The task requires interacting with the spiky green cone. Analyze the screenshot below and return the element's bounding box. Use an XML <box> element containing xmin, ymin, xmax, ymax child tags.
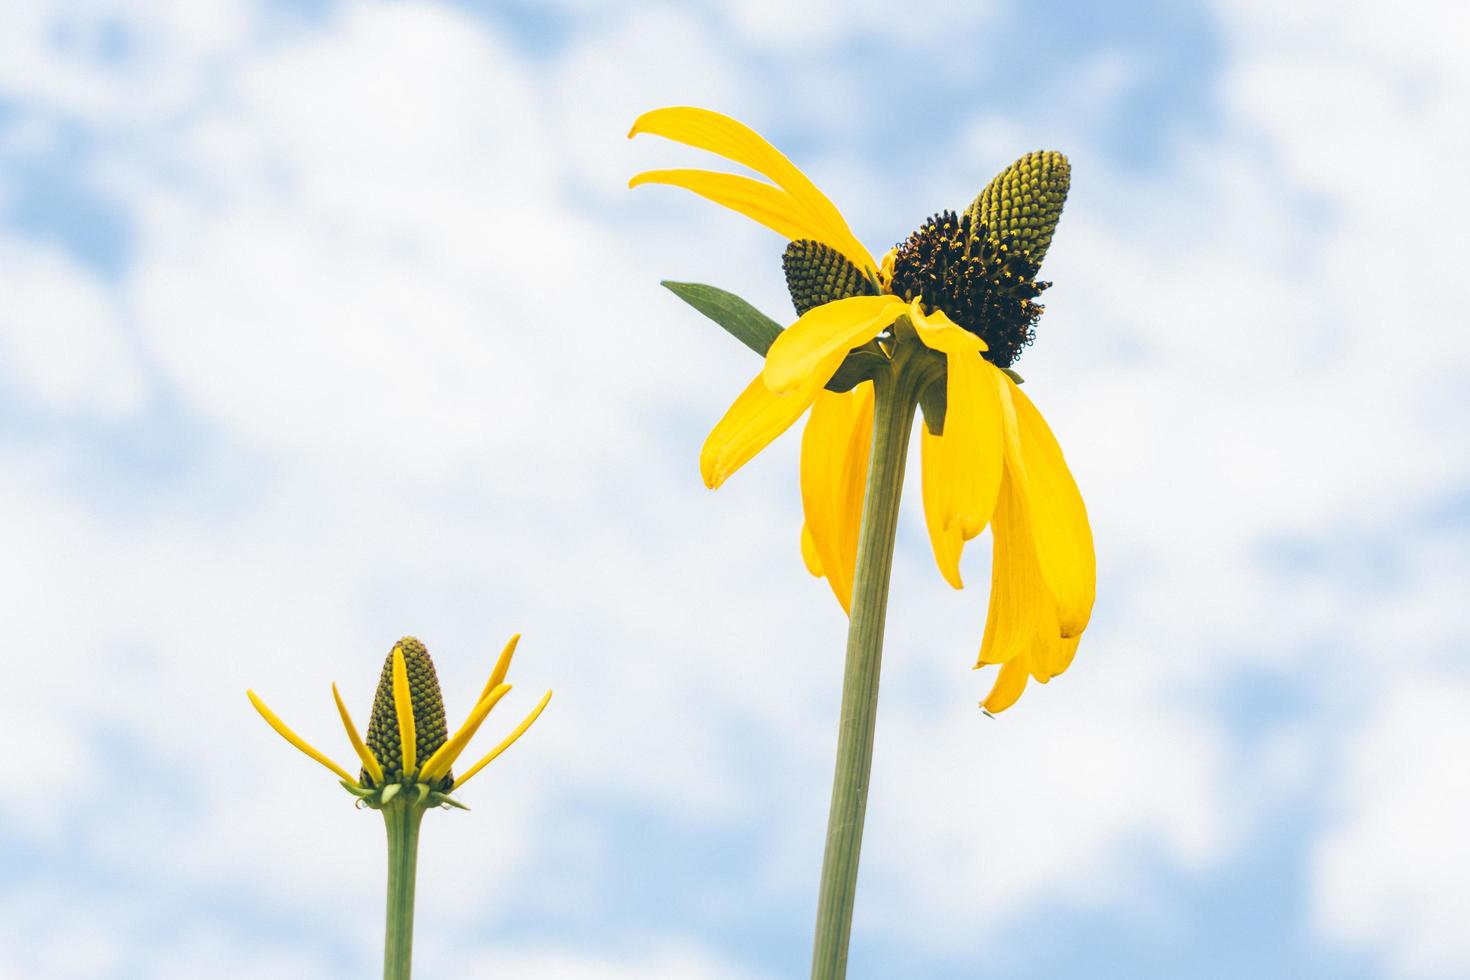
<box><xmin>967</xmin><ymin>151</ymin><xmax>1070</xmax><ymax>268</ymax></box>
<box><xmin>364</xmin><ymin>637</ymin><xmax>452</xmax><ymax>789</ymax></box>
<box><xmin>783</xmin><ymin>240</ymin><xmax>876</xmax><ymax>316</ymax></box>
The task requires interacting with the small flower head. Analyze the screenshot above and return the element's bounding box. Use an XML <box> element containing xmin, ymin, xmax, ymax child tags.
<box><xmin>248</xmin><ymin>634</ymin><xmax>552</xmax><ymax>810</ymax></box>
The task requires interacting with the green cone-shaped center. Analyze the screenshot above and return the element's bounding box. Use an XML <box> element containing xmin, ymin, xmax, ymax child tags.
<box><xmin>783</xmin><ymin>240</ymin><xmax>876</xmax><ymax>316</ymax></box>
<box><xmin>364</xmin><ymin>637</ymin><xmax>450</xmax><ymax>787</ymax></box>
<box><xmin>966</xmin><ymin>150</ymin><xmax>1070</xmax><ymax>269</ymax></box>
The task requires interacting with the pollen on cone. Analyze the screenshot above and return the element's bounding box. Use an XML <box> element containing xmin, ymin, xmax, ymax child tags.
<box><xmin>364</xmin><ymin>637</ymin><xmax>451</xmax><ymax>787</ymax></box>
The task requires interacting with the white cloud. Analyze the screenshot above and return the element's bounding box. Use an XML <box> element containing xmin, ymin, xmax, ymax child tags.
<box><xmin>1313</xmin><ymin>678</ymin><xmax>1470</xmax><ymax>978</ymax></box>
<box><xmin>0</xmin><ymin>240</ymin><xmax>146</xmax><ymax>416</ymax></box>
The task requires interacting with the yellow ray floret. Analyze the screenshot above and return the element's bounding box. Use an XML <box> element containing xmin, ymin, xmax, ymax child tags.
<box><xmin>332</xmin><ymin>682</ymin><xmax>383</xmax><ymax>786</ymax></box>
<box><xmin>480</xmin><ymin>633</ymin><xmax>521</xmax><ymax>705</ymax></box>
<box><xmin>920</xmin><ymin>422</ymin><xmax>966</xmax><ymax>589</ymax></box>
<box><xmin>628</xmin><ymin>106</ymin><xmax>876</xmax><ymax>275</ymax></box>
<box><xmin>248</xmin><ymin>689</ymin><xmax>357</xmax><ymax>785</ymax></box>
<box><xmin>700</xmin><ymin>346</ymin><xmax>847</xmax><ymax>489</ymax></box>
<box><xmin>800</xmin><ymin>386</ymin><xmax>873</xmax><ymax>613</ymax></box>
<box><xmin>420</xmin><ymin>683</ymin><xmax>513</xmax><ymax>783</ymax></box>
<box><xmin>451</xmin><ymin>689</ymin><xmax>554</xmax><ymax>791</ymax></box>
<box><xmin>761</xmin><ymin>295</ymin><xmax>908</xmax><ymax>394</ymax></box>
<box><xmin>391</xmin><ymin>646</ymin><xmax>417</xmax><ymax>777</ymax></box>
<box><xmin>1004</xmin><ymin>381</ymin><xmax>1096</xmax><ymax>637</ymax></box>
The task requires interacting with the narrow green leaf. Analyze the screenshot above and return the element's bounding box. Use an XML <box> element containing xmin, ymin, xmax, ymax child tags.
<box><xmin>662</xmin><ymin>281</ymin><xmax>783</xmax><ymax>357</ymax></box>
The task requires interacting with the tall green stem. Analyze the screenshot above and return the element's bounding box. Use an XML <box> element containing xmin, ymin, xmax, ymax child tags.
<box><xmin>383</xmin><ymin>800</ymin><xmax>425</xmax><ymax>980</ymax></box>
<box><xmin>810</xmin><ymin>356</ymin><xmax>926</xmax><ymax>980</ymax></box>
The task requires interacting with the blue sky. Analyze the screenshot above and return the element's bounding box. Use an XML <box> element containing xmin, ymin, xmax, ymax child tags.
<box><xmin>2</xmin><ymin>1</ymin><xmax>1468</xmax><ymax>978</ymax></box>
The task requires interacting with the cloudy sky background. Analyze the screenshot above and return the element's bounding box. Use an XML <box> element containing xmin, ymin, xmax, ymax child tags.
<box><xmin>2</xmin><ymin>0</ymin><xmax>1468</xmax><ymax>977</ymax></box>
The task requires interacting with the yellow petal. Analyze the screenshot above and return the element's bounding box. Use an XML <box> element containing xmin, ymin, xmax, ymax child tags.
<box><xmin>700</xmin><ymin>347</ymin><xmax>846</xmax><ymax>489</ymax></box>
<box><xmin>1033</xmin><ymin>633</ymin><xmax>1082</xmax><ymax>683</ymax></box>
<box><xmin>800</xmin><ymin>523</ymin><xmax>825</xmax><ymax>576</ymax></box>
<box><xmin>940</xmin><ymin>352</ymin><xmax>1004</xmax><ymax>539</ymax></box>
<box><xmin>451</xmin><ymin>689</ymin><xmax>553</xmax><ymax>791</ymax></box>
<box><xmin>980</xmin><ymin>658</ymin><xmax>1030</xmax><ymax>713</ymax></box>
<box><xmin>976</xmin><ymin>471</ymin><xmax>1054</xmax><ymax>666</ymax></box>
<box><xmin>629</xmin><ymin>169</ymin><xmax>837</xmax><ymax>252</ymax></box>
<box><xmin>909</xmin><ymin>298</ymin><xmax>987</xmax><ymax>354</ymax></box>
<box><xmin>800</xmin><ymin>384</ymin><xmax>874</xmax><ymax>613</ymax></box>
<box><xmin>420</xmin><ymin>683</ymin><xmax>513</xmax><ymax>782</ymax></box>
<box><xmin>762</xmin><ymin>295</ymin><xmax>907</xmax><ymax>395</ymax></box>
<box><xmin>628</xmin><ymin>106</ymin><xmax>875</xmax><ymax>273</ymax></box>
<box><xmin>331</xmin><ymin>683</ymin><xmax>383</xmax><ymax>786</ymax></box>
<box><xmin>1004</xmin><ymin>380</ymin><xmax>1096</xmax><ymax>637</ymax></box>
<box><xmin>392</xmin><ymin>645</ymin><xmax>417</xmax><ymax>777</ymax></box>
<box><xmin>480</xmin><ymin>634</ymin><xmax>521</xmax><ymax>706</ymax></box>
<box><xmin>248</xmin><ymin>689</ymin><xmax>357</xmax><ymax>785</ymax></box>
<box><xmin>920</xmin><ymin>422</ymin><xmax>965</xmax><ymax>589</ymax></box>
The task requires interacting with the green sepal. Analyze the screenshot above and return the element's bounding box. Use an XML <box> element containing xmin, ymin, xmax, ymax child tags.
<box><xmin>380</xmin><ymin>783</ymin><xmax>401</xmax><ymax>805</ymax></box>
<box><xmin>919</xmin><ymin>377</ymin><xmax>947</xmax><ymax>436</ymax></box>
<box><xmin>824</xmin><ymin>350</ymin><xmax>888</xmax><ymax>393</ymax></box>
<box><xmin>412</xmin><ymin>783</ymin><xmax>431</xmax><ymax>805</ymax></box>
<box><xmin>340</xmin><ymin>779</ymin><xmax>376</xmax><ymax>799</ymax></box>
<box><xmin>1002</xmin><ymin>368</ymin><xmax>1024</xmax><ymax>385</ymax></box>
<box><xmin>427</xmin><ymin>791</ymin><xmax>471</xmax><ymax>811</ymax></box>
<box><xmin>662</xmin><ymin>281</ymin><xmax>782</xmax><ymax>357</ymax></box>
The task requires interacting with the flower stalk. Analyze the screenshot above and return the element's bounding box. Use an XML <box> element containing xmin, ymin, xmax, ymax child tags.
<box><xmin>811</xmin><ymin>341</ymin><xmax>936</xmax><ymax>980</ymax></box>
<box><xmin>382</xmin><ymin>797</ymin><xmax>426</xmax><ymax>980</ymax></box>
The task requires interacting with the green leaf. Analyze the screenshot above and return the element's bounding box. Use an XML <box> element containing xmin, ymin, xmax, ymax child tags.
<box><xmin>1001</xmin><ymin>367</ymin><xmax>1024</xmax><ymax>385</ymax></box>
<box><xmin>662</xmin><ymin>281</ymin><xmax>783</xmax><ymax>357</ymax></box>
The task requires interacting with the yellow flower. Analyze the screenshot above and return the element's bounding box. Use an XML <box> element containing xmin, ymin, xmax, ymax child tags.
<box><xmin>630</xmin><ymin>107</ymin><xmax>1095</xmax><ymax>711</ymax></box>
<box><xmin>248</xmin><ymin>635</ymin><xmax>552</xmax><ymax>806</ymax></box>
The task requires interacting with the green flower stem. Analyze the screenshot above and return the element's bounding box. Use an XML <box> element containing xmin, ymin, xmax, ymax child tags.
<box><xmin>382</xmin><ymin>799</ymin><xmax>426</xmax><ymax>980</ymax></box>
<box><xmin>810</xmin><ymin>347</ymin><xmax>930</xmax><ymax>980</ymax></box>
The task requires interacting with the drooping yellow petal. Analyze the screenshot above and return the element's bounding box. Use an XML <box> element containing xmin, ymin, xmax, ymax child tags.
<box><xmin>479</xmin><ymin>634</ymin><xmax>521</xmax><ymax>706</ymax></box>
<box><xmin>1004</xmin><ymin>379</ymin><xmax>1096</xmax><ymax>637</ymax></box>
<box><xmin>248</xmin><ymin>690</ymin><xmax>357</xmax><ymax>785</ymax></box>
<box><xmin>800</xmin><ymin>523</ymin><xmax>825</xmax><ymax>576</ymax></box>
<box><xmin>940</xmin><ymin>351</ymin><xmax>1004</xmax><ymax>539</ymax></box>
<box><xmin>1033</xmin><ymin>633</ymin><xmax>1082</xmax><ymax>683</ymax></box>
<box><xmin>980</xmin><ymin>658</ymin><xmax>1030</xmax><ymax>714</ymax></box>
<box><xmin>629</xmin><ymin>170</ymin><xmax>838</xmax><ymax>253</ymax></box>
<box><xmin>700</xmin><ymin>347</ymin><xmax>846</xmax><ymax>489</ymax></box>
<box><xmin>920</xmin><ymin>422</ymin><xmax>965</xmax><ymax>589</ymax></box>
<box><xmin>451</xmin><ymin>689</ymin><xmax>553</xmax><ymax>791</ymax></box>
<box><xmin>628</xmin><ymin>106</ymin><xmax>875</xmax><ymax>273</ymax></box>
<box><xmin>976</xmin><ymin>471</ymin><xmax>1054</xmax><ymax>667</ymax></box>
<box><xmin>800</xmin><ymin>384</ymin><xmax>874</xmax><ymax>613</ymax></box>
<box><xmin>331</xmin><ymin>683</ymin><xmax>383</xmax><ymax>786</ymax></box>
<box><xmin>391</xmin><ymin>646</ymin><xmax>417</xmax><ymax>777</ymax></box>
<box><xmin>420</xmin><ymin>683</ymin><xmax>513</xmax><ymax>782</ymax></box>
<box><xmin>908</xmin><ymin>298</ymin><xmax>987</xmax><ymax>354</ymax></box>
<box><xmin>762</xmin><ymin>295</ymin><xmax>907</xmax><ymax>395</ymax></box>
